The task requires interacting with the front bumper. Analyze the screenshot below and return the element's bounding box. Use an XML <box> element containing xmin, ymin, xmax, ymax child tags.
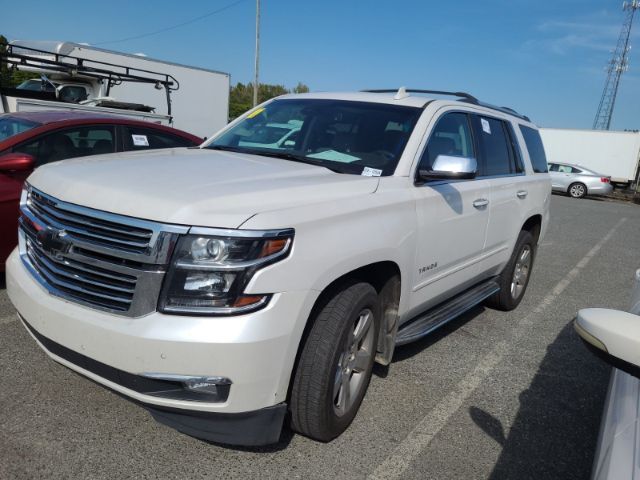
<box><xmin>6</xmin><ymin>249</ymin><xmax>316</xmax><ymax>445</ymax></box>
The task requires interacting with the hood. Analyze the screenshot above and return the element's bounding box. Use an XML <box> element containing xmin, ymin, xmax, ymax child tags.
<box><xmin>27</xmin><ymin>148</ymin><xmax>380</xmax><ymax>228</ymax></box>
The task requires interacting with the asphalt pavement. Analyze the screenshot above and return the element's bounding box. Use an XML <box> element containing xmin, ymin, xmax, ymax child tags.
<box><xmin>1</xmin><ymin>194</ymin><xmax>638</xmax><ymax>480</ymax></box>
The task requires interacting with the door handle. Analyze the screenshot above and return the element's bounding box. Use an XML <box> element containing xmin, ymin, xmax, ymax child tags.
<box><xmin>517</xmin><ymin>190</ymin><xmax>528</xmax><ymax>199</ymax></box>
<box><xmin>473</xmin><ymin>199</ymin><xmax>489</xmax><ymax>208</ymax></box>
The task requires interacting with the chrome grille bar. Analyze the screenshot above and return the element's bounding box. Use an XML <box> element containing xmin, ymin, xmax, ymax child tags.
<box><xmin>26</xmin><ymin>241</ymin><xmax>133</xmax><ymax>307</ymax></box>
<box><xmin>29</xmin><ymin>196</ymin><xmax>154</xmax><ymax>239</ymax></box>
<box><xmin>18</xmin><ymin>185</ymin><xmax>189</xmax><ymax>317</ymax></box>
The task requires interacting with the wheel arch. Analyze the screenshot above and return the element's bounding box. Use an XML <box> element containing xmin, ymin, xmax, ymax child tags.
<box><xmin>286</xmin><ymin>261</ymin><xmax>402</xmax><ymax>403</ymax></box>
<box><xmin>521</xmin><ymin>214</ymin><xmax>542</xmax><ymax>245</ymax></box>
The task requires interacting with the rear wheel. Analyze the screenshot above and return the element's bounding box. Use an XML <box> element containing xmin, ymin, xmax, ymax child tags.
<box><xmin>290</xmin><ymin>282</ymin><xmax>379</xmax><ymax>441</ymax></box>
<box><xmin>486</xmin><ymin>230</ymin><xmax>535</xmax><ymax>311</ymax></box>
<box><xmin>568</xmin><ymin>182</ymin><xmax>587</xmax><ymax>198</ymax></box>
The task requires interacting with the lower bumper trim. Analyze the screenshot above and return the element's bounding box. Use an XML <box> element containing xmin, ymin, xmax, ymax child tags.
<box><xmin>146</xmin><ymin>403</ymin><xmax>287</xmax><ymax>446</ymax></box>
<box><xmin>19</xmin><ymin>314</ymin><xmax>287</xmax><ymax>446</ymax></box>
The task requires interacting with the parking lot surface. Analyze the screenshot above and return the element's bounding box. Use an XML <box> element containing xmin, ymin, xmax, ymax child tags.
<box><xmin>1</xmin><ymin>194</ymin><xmax>638</xmax><ymax>480</ymax></box>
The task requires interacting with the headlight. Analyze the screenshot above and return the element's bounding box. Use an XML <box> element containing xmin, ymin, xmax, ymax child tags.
<box><xmin>158</xmin><ymin>228</ymin><xmax>294</xmax><ymax>315</ymax></box>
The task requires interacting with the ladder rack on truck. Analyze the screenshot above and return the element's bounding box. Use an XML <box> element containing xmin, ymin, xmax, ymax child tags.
<box><xmin>1</xmin><ymin>41</ymin><xmax>230</xmax><ymax>137</ymax></box>
<box><xmin>2</xmin><ymin>43</ymin><xmax>178</xmax><ymax>117</ymax></box>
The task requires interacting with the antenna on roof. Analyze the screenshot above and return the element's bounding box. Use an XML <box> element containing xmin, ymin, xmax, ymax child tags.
<box><xmin>394</xmin><ymin>86</ymin><xmax>409</xmax><ymax>100</ymax></box>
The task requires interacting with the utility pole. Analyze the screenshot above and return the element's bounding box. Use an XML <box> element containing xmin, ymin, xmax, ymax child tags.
<box><xmin>253</xmin><ymin>0</ymin><xmax>260</xmax><ymax>107</ymax></box>
<box><xmin>593</xmin><ymin>0</ymin><xmax>639</xmax><ymax>130</ymax></box>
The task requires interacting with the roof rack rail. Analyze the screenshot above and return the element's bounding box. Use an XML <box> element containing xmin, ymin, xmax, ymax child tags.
<box><xmin>362</xmin><ymin>88</ymin><xmax>478</xmax><ymax>103</ymax></box>
<box><xmin>361</xmin><ymin>88</ymin><xmax>530</xmax><ymax>122</ymax></box>
<box><xmin>458</xmin><ymin>99</ymin><xmax>531</xmax><ymax>122</ymax></box>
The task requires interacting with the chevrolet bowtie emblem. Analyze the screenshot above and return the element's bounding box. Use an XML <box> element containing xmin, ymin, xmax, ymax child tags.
<box><xmin>37</xmin><ymin>228</ymin><xmax>71</xmax><ymax>255</ymax></box>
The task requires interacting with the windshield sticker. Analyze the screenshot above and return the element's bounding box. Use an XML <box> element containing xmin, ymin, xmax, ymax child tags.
<box><xmin>132</xmin><ymin>134</ymin><xmax>149</xmax><ymax>146</ymax></box>
<box><xmin>362</xmin><ymin>166</ymin><xmax>383</xmax><ymax>177</ymax></box>
<box><xmin>247</xmin><ymin>107</ymin><xmax>265</xmax><ymax>119</ymax></box>
<box><xmin>307</xmin><ymin>150</ymin><xmax>361</xmax><ymax>163</ymax></box>
<box><xmin>481</xmin><ymin>118</ymin><xmax>491</xmax><ymax>134</ymax></box>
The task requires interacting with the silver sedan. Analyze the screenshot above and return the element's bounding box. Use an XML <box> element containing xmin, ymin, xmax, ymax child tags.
<box><xmin>548</xmin><ymin>162</ymin><xmax>613</xmax><ymax>198</ymax></box>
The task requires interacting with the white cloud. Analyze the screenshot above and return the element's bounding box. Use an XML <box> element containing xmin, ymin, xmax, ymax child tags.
<box><xmin>525</xmin><ymin>10</ymin><xmax>640</xmax><ymax>56</ymax></box>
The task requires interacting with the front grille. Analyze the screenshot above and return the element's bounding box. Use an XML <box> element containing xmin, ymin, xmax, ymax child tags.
<box><xmin>28</xmin><ymin>189</ymin><xmax>154</xmax><ymax>254</ymax></box>
<box><xmin>19</xmin><ymin>186</ymin><xmax>189</xmax><ymax>316</ymax></box>
<box><xmin>24</xmin><ymin>236</ymin><xmax>136</xmax><ymax>312</ymax></box>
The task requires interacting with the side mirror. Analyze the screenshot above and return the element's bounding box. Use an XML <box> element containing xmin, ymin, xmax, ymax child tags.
<box><xmin>418</xmin><ymin>155</ymin><xmax>477</xmax><ymax>181</ymax></box>
<box><xmin>0</xmin><ymin>153</ymin><xmax>35</xmax><ymax>173</ymax></box>
<box><xmin>575</xmin><ymin>308</ymin><xmax>640</xmax><ymax>378</ymax></box>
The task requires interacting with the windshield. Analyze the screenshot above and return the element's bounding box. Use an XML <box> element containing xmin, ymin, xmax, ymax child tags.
<box><xmin>17</xmin><ymin>79</ymin><xmax>56</xmax><ymax>93</ymax></box>
<box><xmin>207</xmin><ymin>99</ymin><xmax>422</xmax><ymax>176</ymax></box>
<box><xmin>0</xmin><ymin>116</ymin><xmax>40</xmax><ymax>141</ymax></box>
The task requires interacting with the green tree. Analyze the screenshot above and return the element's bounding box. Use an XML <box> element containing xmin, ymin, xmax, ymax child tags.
<box><xmin>292</xmin><ymin>82</ymin><xmax>309</xmax><ymax>94</ymax></box>
<box><xmin>228</xmin><ymin>81</ymin><xmax>310</xmax><ymax>120</ymax></box>
<box><xmin>0</xmin><ymin>34</ymin><xmax>39</xmax><ymax>88</ymax></box>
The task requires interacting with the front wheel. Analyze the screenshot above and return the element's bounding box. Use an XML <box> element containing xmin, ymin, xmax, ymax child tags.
<box><xmin>290</xmin><ymin>282</ymin><xmax>379</xmax><ymax>441</ymax></box>
<box><xmin>486</xmin><ymin>230</ymin><xmax>535</xmax><ymax>311</ymax></box>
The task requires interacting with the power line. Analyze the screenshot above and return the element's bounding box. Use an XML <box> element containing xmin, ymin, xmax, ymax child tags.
<box><xmin>93</xmin><ymin>0</ymin><xmax>248</xmax><ymax>46</ymax></box>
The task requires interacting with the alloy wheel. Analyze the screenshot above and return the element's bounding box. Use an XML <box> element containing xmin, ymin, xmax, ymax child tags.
<box><xmin>333</xmin><ymin>308</ymin><xmax>375</xmax><ymax>417</ymax></box>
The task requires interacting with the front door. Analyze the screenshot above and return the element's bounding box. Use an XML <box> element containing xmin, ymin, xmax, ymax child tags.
<box><xmin>409</xmin><ymin>111</ymin><xmax>491</xmax><ymax>317</ymax></box>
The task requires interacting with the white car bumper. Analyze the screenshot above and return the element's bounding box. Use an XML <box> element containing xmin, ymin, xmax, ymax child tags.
<box><xmin>6</xmin><ymin>249</ymin><xmax>316</xmax><ymax>445</ymax></box>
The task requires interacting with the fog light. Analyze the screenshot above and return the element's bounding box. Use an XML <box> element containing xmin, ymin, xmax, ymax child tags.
<box><xmin>183</xmin><ymin>377</ymin><xmax>230</xmax><ymax>395</ymax></box>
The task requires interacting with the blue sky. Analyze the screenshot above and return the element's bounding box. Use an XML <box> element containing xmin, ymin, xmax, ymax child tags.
<box><xmin>2</xmin><ymin>0</ymin><xmax>639</xmax><ymax>130</ymax></box>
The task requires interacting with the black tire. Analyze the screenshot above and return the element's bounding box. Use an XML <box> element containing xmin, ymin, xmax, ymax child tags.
<box><xmin>568</xmin><ymin>182</ymin><xmax>587</xmax><ymax>198</ymax></box>
<box><xmin>290</xmin><ymin>282</ymin><xmax>380</xmax><ymax>441</ymax></box>
<box><xmin>485</xmin><ymin>230</ymin><xmax>535</xmax><ymax>311</ymax></box>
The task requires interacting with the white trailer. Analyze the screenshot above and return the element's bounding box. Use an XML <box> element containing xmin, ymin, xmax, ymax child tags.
<box><xmin>1</xmin><ymin>41</ymin><xmax>230</xmax><ymax>138</ymax></box>
<box><xmin>540</xmin><ymin>128</ymin><xmax>640</xmax><ymax>187</ymax></box>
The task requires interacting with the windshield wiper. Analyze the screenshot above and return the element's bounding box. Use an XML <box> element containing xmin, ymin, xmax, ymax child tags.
<box><xmin>257</xmin><ymin>151</ymin><xmax>346</xmax><ymax>173</ymax></box>
<box><xmin>206</xmin><ymin>145</ymin><xmax>246</xmax><ymax>153</ymax></box>
<box><xmin>207</xmin><ymin>145</ymin><xmax>343</xmax><ymax>173</ymax></box>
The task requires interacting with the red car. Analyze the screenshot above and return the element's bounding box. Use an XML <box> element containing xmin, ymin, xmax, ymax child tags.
<box><xmin>0</xmin><ymin>111</ymin><xmax>202</xmax><ymax>270</ymax></box>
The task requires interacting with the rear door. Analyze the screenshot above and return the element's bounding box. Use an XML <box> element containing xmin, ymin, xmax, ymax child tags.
<box><xmin>550</xmin><ymin>163</ymin><xmax>576</xmax><ymax>191</ymax></box>
<box><xmin>548</xmin><ymin>163</ymin><xmax>563</xmax><ymax>189</ymax></box>
<box><xmin>472</xmin><ymin>114</ymin><xmax>529</xmax><ymax>276</ymax></box>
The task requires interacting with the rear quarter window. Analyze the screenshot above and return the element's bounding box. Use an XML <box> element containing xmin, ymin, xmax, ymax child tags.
<box><xmin>123</xmin><ymin>126</ymin><xmax>195</xmax><ymax>151</ymax></box>
<box><xmin>519</xmin><ymin>125</ymin><xmax>548</xmax><ymax>173</ymax></box>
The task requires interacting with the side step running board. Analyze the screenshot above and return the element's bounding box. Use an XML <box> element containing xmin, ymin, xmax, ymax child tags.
<box><xmin>395</xmin><ymin>279</ymin><xmax>500</xmax><ymax>346</ymax></box>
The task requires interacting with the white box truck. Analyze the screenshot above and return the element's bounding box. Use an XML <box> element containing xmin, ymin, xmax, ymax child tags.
<box><xmin>539</xmin><ymin>128</ymin><xmax>640</xmax><ymax>188</ymax></box>
<box><xmin>1</xmin><ymin>41</ymin><xmax>230</xmax><ymax>138</ymax></box>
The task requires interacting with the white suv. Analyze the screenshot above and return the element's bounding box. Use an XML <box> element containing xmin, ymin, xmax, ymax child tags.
<box><xmin>7</xmin><ymin>89</ymin><xmax>551</xmax><ymax>446</ymax></box>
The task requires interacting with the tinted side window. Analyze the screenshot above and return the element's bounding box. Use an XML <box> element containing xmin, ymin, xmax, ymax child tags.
<box><xmin>505</xmin><ymin>122</ymin><xmax>525</xmax><ymax>173</ymax></box>
<box><xmin>548</xmin><ymin>164</ymin><xmax>559</xmax><ymax>172</ymax></box>
<box><xmin>557</xmin><ymin>165</ymin><xmax>573</xmax><ymax>173</ymax></box>
<box><xmin>418</xmin><ymin>112</ymin><xmax>475</xmax><ymax>172</ymax></box>
<box><xmin>13</xmin><ymin>126</ymin><xmax>115</xmax><ymax>166</ymax></box>
<box><xmin>123</xmin><ymin>126</ymin><xmax>194</xmax><ymax>151</ymax></box>
<box><xmin>13</xmin><ymin>137</ymin><xmax>40</xmax><ymax>158</ymax></box>
<box><xmin>519</xmin><ymin>125</ymin><xmax>548</xmax><ymax>173</ymax></box>
<box><xmin>476</xmin><ymin>116</ymin><xmax>512</xmax><ymax>176</ymax></box>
